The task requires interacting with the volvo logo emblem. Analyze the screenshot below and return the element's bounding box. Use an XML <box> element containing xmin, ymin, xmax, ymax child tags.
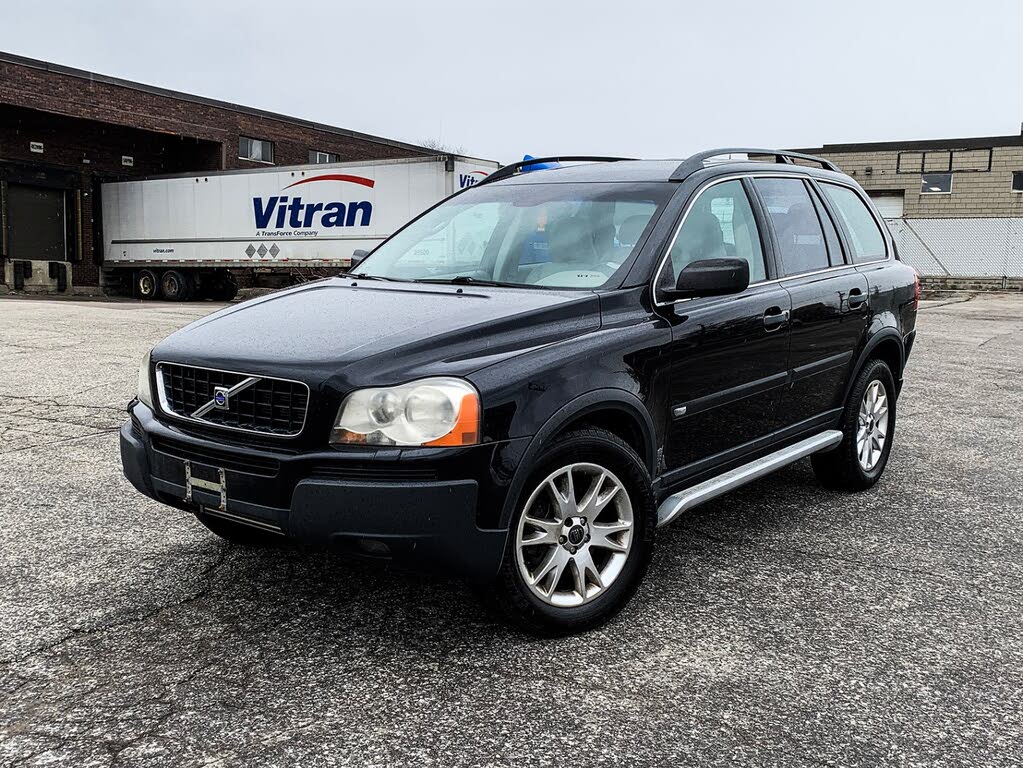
<box><xmin>191</xmin><ymin>377</ymin><xmax>258</xmax><ymax>420</ymax></box>
<box><xmin>213</xmin><ymin>387</ymin><xmax>230</xmax><ymax>410</ymax></box>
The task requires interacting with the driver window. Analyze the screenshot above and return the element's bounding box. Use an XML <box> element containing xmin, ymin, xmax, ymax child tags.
<box><xmin>662</xmin><ymin>180</ymin><xmax>766</xmax><ymax>291</ymax></box>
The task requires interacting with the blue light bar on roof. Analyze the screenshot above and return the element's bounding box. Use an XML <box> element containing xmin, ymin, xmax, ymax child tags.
<box><xmin>520</xmin><ymin>155</ymin><xmax>563</xmax><ymax>173</ymax></box>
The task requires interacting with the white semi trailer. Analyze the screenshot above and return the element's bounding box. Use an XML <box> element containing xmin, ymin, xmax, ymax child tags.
<box><xmin>100</xmin><ymin>154</ymin><xmax>498</xmax><ymax>300</ymax></box>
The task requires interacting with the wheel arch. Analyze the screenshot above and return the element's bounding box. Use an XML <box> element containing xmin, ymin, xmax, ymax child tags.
<box><xmin>845</xmin><ymin>329</ymin><xmax>904</xmax><ymax>404</ymax></box>
<box><xmin>497</xmin><ymin>389</ymin><xmax>656</xmax><ymax>530</ymax></box>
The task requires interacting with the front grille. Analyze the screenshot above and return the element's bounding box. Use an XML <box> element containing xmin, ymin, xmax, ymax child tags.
<box><xmin>156</xmin><ymin>363</ymin><xmax>309</xmax><ymax>437</ymax></box>
<box><xmin>151</xmin><ymin>435</ymin><xmax>280</xmax><ymax>478</ymax></box>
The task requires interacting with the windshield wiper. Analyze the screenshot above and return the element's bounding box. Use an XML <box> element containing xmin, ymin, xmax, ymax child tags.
<box><xmin>412</xmin><ymin>276</ymin><xmax>504</xmax><ymax>287</ymax></box>
<box><xmin>344</xmin><ymin>272</ymin><xmax>403</xmax><ymax>282</ymax></box>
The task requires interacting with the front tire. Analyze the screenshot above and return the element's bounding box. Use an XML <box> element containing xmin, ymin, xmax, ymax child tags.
<box><xmin>493</xmin><ymin>428</ymin><xmax>655</xmax><ymax>635</ymax></box>
<box><xmin>812</xmin><ymin>358</ymin><xmax>896</xmax><ymax>491</ymax></box>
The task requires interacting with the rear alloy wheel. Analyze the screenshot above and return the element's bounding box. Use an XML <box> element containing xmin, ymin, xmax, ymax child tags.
<box><xmin>811</xmin><ymin>358</ymin><xmax>897</xmax><ymax>491</ymax></box>
<box><xmin>856</xmin><ymin>380</ymin><xmax>890</xmax><ymax>472</ymax></box>
<box><xmin>160</xmin><ymin>269</ymin><xmax>192</xmax><ymax>302</ymax></box>
<box><xmin>493</xmin><ymin>428</ymin><xmax>655</xmax><ymax>635</ymax></box>
<box><xmin>137</xmin><ymin>269</ymin><xmax>159</xmax><ymax>300</ymax></box>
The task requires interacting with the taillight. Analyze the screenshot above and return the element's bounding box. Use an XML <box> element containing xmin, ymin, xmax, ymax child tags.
<box><xmin>913</xmin><ymin>269</ymin><xmax>920</xmax><ymax>310</ymax></box>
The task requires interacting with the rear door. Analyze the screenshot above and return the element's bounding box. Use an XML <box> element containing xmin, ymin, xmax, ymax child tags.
<box><xmin>660</xmin><ymin>178</ymin><xmax>792</xmax><ymax>475</ymax></box>
<box><xmin>751</xmin><ymin>176</ymin><xmax>869</xmax><ymax>426</ymax></box>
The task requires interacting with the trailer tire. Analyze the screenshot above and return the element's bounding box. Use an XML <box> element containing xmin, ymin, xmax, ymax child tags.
<box><xmin>137</xmin><ymin>269</ymin><xmax>160</xmax><ymax>300</ymax></box>
<box><xmin>161</xmin><ymin>270</ymin><xmax>192</xmax><ymax>302</ymax></box>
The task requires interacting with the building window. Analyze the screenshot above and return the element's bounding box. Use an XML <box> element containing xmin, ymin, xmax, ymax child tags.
<box><xmin>920</xmin><ymin>173</ymin><xmax>952</xmax><ymax>194</ymax></box>
<box><xmin>309</xmin><ymin>150</ymin><xmax>340</xmax><ymax>164</ymax></box>
<box><xmin>1012</xmin><ymin>172</ymin><xmax>1023</xmax><ymax>193</ymax></box>
<box><xmin>239</xmin><ymin>136</ymin><xmax>274</xmax><ymax>163</ymax></box>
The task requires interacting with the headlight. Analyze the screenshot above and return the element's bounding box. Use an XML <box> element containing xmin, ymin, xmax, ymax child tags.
<box><xmin>137</xmin><ymin>349</ymin><xmax>155</xmax><ymax>408</ymax></box>
<box><xmin>331</xmin><ymin>377</ymin><xmax>480</xmax><ymax>447</ymax></box>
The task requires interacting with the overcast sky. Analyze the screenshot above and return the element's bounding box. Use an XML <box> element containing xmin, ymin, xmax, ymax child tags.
<box><xmin>2</xmin><ymin>0</ymin><xmax>1020</xmax><ymax>163</ymax></box>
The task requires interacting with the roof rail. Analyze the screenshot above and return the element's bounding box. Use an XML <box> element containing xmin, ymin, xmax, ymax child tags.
<box><xmin>670</xmin><ymin>148</ymin><xmax>839</xmax><ymax>181</ymax></box>
<box><xmin>478</xmin><ymin>156</ymin><xmax>637</xmax><ymax>186</ymax></box>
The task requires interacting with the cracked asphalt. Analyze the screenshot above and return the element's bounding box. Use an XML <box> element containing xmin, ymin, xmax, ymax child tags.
<box><xmin>1</xmin><ymin>293</ymin><xmax>1022</xmax><ymax>767</ymax></box>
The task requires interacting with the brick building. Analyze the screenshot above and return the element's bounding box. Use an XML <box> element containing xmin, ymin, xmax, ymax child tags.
<box><xmin>0</xmin><ymin>51</ymin><xmax>435</xmax><ymax>293</ymax></box>
<box><xmin>798</xmin><ymin>134</ymin><xmax>1023</xmax><ymax>280</ymax></box>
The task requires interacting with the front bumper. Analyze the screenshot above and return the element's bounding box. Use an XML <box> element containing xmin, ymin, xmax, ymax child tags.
<box><xmin>121</xmin><ymin>402</ymin><xmax>527</xmax><ymax>580</ymax></box>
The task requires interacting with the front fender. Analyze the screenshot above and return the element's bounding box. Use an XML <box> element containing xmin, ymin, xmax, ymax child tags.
<box><xmin>492</xmin><ymin>389</ymin><xmax>656</xmax><ymax>530</ymax></box>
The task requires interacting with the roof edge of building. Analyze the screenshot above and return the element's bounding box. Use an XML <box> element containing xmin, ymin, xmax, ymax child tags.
<box><xmin>0</xmin><ymin>50</ymin><xmax>441</xmax><ymax>157</ymax></box>
<box><xmin>794</xmin><ymin>134</ymin><xmax>1023</xmax><ymax>154</ymax></box>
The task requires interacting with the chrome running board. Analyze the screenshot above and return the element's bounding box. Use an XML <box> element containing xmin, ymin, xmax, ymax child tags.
<box><xmin>656</xmin><ymin>430</ymin><xmax>843</xmax><ymax>528</ymax></box>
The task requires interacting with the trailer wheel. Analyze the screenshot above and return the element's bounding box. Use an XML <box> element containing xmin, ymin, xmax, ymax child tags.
<box><xmin>137</xmin><ymin>269</ymin><xmax>160</xmax><ymax>300</ymax></box>
<box><xmin>160</xmin><ymin>270</ymin><xmax>192</xmax><ymax>302</ymax></box>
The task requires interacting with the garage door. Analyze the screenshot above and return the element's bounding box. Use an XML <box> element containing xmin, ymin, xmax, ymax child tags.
<box><xmin>868</xmin><ymin>192</ymin><xmax>905</xmax><ymax>219</ymax></box>
<box><xmin>7</xmin><ymin>184</ymin><xmax>66</xmax><ymax>261</ymax></box>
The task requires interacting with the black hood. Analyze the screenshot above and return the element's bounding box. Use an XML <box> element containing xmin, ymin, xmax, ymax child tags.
<box><xmin>153</xmin><ymin>279</ymin><xmax>600</xmax><ymax>390</ymax></box>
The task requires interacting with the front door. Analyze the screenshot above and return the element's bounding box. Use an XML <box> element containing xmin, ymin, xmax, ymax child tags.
<box><xmin>658</xmin><ymin>178</ymin><xmax>792</xmax><ymax>475</ymax></box>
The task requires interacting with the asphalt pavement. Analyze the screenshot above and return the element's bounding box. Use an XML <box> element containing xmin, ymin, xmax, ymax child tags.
<box><xmin>1</xmin><ymin>293</ymin><xmax>1021</xmax><ymax>767</ymax></box>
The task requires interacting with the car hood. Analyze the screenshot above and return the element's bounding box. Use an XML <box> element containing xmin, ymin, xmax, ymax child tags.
<box><xmin>153</xmin><ymin>279</ymin><xmax>601</xmax><ymax>389</ymax></box>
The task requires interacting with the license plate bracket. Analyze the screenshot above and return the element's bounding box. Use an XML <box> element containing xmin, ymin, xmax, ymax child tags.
<box><xmin>184</xmin><ymin>459</ymin><xmax>227</xmax><ymax>511</ymax></box>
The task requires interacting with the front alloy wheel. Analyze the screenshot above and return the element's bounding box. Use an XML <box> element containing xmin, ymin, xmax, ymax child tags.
<box><xmin>493</xmin><ymin>427</ymin><xmax>655</xmax><ymax>635</ymax></box>
<box><xmin>514</xmin><ymin>463</ymin><xmax>634</xmax><ymax>608</ymax></box>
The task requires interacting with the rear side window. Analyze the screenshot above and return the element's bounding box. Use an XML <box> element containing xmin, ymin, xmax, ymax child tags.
<box><xmin>820</xmin><ymin>183</ymin><xmax>887</xmax><ymax>263</ymax></box>
<box><xmin>809</xmin><ymin>187</ymin><xmax>845</xmax><ymax>267</ymax></box>
<box><xmin>753</xmin><ymin>178</ymin><xmax>829</xmax><ymax>275</ymax></box>
<box><xmin>661</xmin><ymin>180</ymin><xmax>767</xmax><ymax>293</ymax></box>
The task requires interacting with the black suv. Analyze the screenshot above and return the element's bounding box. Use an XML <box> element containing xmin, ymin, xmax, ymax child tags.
<box><xmin>121</xmin><ymin>149</ymin><xmax>918</xmax><ymax>634</ymax></box>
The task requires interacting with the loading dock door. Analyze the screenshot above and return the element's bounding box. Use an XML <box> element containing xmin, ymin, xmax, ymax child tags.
<box><xmin>868</xmin><ymin>192</ymin><xmax>905</xmax><ymax>219</ymax></box>
<box><xmin>7</xmin><ymin>184</ymin><xmax>66</xmax><ymax>261</ymax></box>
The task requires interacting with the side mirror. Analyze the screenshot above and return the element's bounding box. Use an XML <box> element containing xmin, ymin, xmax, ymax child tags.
<box><xmin>663</xmin><ymin>258</ymin><xmax>750</xmax><ymax>301</ymax></box>
<box><xmin>349</xmin><ymin>249</ymin><xmax>369</xmax><ymax>271</ymax></box>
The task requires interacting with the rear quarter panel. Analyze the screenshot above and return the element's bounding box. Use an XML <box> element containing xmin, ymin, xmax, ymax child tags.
<box><xmin>857</xmin><ymin>259</ymin><xmax>918</xmax><ymax>342</ymax></box>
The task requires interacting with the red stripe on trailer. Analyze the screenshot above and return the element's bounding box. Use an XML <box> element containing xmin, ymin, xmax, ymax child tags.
<box><xmin>283</xmin><ymin>174</ymin><xmax>376</xmax><ymax>190</ymax></box>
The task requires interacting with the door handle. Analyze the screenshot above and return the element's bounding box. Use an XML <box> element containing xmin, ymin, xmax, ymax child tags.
<box><xmin>763</xmin><ymin>307</ymin><xmax>790</xmax><ymax>330</ymax></box>
<box><xmin>848</xmin><ymin>288</ymin><xmax>867</xmax><ymax>309</ymax></box>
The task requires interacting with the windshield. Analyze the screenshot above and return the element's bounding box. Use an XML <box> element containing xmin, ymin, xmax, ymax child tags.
<box><xmin>354</xmin><ymin>182</ymin><xmax>673</xmax><ymax>289</ymax></box>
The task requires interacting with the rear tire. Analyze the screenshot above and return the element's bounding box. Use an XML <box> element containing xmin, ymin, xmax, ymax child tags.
<box><xmin>136</xmin><ymin>269</ymin><xmax>159</xmax><ymax>300</ymax></box>
<box><xmin>492</xmin><ymin>427</ymin><xmax>655</xmax><ymax>635</ymax></box>
<box><xmin>195</xmin><ymin>511</ymin><xmax>283</xmax><ymax>547</ymax></box>
<box><xmin>812</xmin><ymin>359</ymin><xmax>896</xmax><ymax>491</ymax></box>
<box><xmin>160</xmin><ymin>269</ymin><xmax>192</xmax><ymax>302</ymax></box>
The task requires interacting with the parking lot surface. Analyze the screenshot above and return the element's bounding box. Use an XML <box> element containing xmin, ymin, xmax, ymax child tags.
<box><xmin>1</xmin><ymin>293</ymin><xmax>1021</xmax><ymax>767</ymax></box>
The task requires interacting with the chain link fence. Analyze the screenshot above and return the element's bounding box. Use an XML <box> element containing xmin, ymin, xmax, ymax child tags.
<box><xmin>883</xmin><ymin>217</ymin><xmax>1023</xmax><ymax>278</ymax></box>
